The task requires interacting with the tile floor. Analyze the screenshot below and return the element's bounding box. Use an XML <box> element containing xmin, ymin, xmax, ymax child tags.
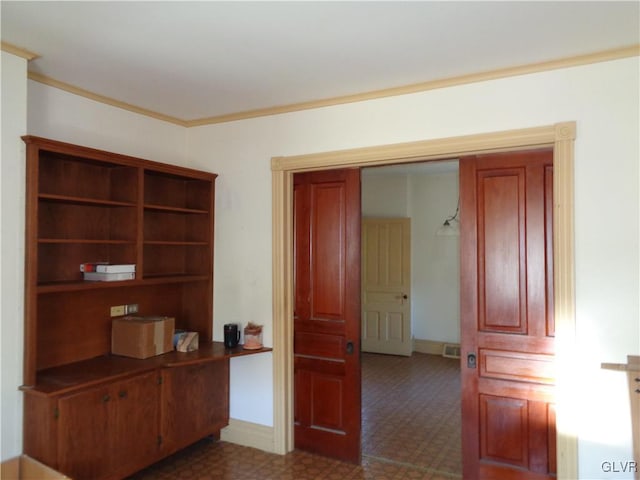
<box><xmin>361</xmin><ymin>352</ymin><xmax>462</xmax><ymax>477</ymax></box>
<box><xmin>129</xmin><ymin>439</ymin><xmax>460</xmax><ymax>480</ymax></box>
<box><xmin>129</xmin><ymin>352</ymin><xmax>462</xmax><ymax>480</ymax></box>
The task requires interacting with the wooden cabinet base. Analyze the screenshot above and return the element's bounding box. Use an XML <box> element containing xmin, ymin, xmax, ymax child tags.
<box><xmin>23</xmin><ymin>355</ymin><xmax>235</xmax><ymax>480</ymax></box>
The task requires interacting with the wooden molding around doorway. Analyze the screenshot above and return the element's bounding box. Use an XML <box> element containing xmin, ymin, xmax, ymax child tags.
<box><xmin>271</xmin><ymin>122</ymin><xmax>577</xmax><ymax>478</ymax></box>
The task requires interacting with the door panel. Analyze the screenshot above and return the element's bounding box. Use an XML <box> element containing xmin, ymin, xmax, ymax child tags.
<box><xmin>479</xmin><ymin>349</ymin><xmax>554</xmax><ymax>384</ymax></box>
<box><xmin>295</xmin><ymin>331</ymin><xmax>345</xmax><ymax>358</ymax></box>
<box><xmin>293</xmin><ymin>169</ymin><xmax>361</xmax><ymax>463</ymax></box>
<box><xmin>361</xmin><ymin>218</ymin><xmax>411</xmax><ymax>356</ymax></box>
<box><xmin>311</xmin><ymin>182</ymin><xmax>346</xmax><ymax>320</ymax></box>
<box><xmin>461</xmin><ymin>150</ymin><xmax>555</xmax><ymax>480</ymax></box>
<box><xmin>480</xmin><ymin>394</ymin><xmax>529</xmax><ymax>467</ymax></box>
<box><xmin>478</xmin><ymin>169</ymin><xmax>526</xmax><ymax>333</ymax></box>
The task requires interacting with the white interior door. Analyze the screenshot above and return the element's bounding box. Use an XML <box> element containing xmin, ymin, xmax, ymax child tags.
<box><xmin>361</xmin><ymin>218</ymin><xmax>411</xmax><ymax>356</ymax></box>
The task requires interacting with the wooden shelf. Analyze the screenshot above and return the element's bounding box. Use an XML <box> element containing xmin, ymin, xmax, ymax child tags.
<box><xmin>38</xmin><ymin>239</ymin><xmax>135</xmax><ymax>244</ymax></box>
<box><xmin>601</xmin><ymin>355</ymin><xmax>640</xmax><ymax>371</ymax></box>
<box><xmin>144</xmin><ymin>204</ymin><xmax>209</xmax><ymax>215</ymax></box>
<box><xmin>37</xmin><ymin>279</ymin><xmax>139</xmax><ymax>293</ymax></box>
<box><xmin>40</xmin><ymin>193</ymin><xmax>136</xmax><ymax>208</ymax></box>
<box><xmin>23</xmin><ymin>342</ymin><xmax>271</xmax><ymax>396</ymax></box>
<box><xmin>140</xmin><ymin>274</ymin><xmax>210</xmax><ymax>284</ymax></box>
<box><xmin>144</xmin><ymin>240</ymin><xmax>209</xmax><ymax>246</ymax></box>
<box><xmin>36</xmin><ymin>270</ymin><xmax>210</xmax><ymax>293</ymax></box>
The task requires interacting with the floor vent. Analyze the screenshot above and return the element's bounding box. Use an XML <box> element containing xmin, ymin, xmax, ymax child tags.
<box><xmin>442</xmin><ymin>343</ymin><xmax>461</xmax><ymax>359</ymax></box>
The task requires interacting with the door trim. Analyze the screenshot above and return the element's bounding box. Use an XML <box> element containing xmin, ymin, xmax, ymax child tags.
<box><xmin>271</xmin><ymin>122</ymin><xmax>577</xmax><ymax>478</ymax></box>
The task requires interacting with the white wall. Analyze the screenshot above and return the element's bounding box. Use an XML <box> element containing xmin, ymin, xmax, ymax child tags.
<box><xmin>188</xmin><ymin>57</ymin><xmax>639</xmax><ymax>478</ymax></box>
<box><xmin>27</xmin><ymin>82</ymin><xmax>189</xmax><ymax>165</ymax></box>
<box><xmin>7</xmin><ymin>55</ymin><xmax>638</xmax><ymax>477</ymax></box>
<box><xmin>361</xmin><ymin>173</ymin><xmax>408</xmax><ymax>217</ymax></box>
<box><xmin>1</xmin><ymin>51</ymin><xmax>28</xmax><ymax>462</ymax></box>
<box><xmin>409</xmin><ymin>172</ymin><xmax>460</xmax><ymax>344</ymax></box>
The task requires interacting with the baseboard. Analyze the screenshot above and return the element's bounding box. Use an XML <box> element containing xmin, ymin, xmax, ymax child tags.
<box><xmin>412</xmin><ymin>339</ymin><xmax>446</xmax><ymax>355</ymax></box>
<box><xmin>220</xmin><ymin>418</ymin><xmax>276</xmax><ymax>454</ymax></box>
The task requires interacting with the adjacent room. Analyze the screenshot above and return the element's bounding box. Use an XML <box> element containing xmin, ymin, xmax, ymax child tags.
<box><xmin>360</xmin><ymin>161</ymin><xmax>462</xmax><ymax>478</ymax></box>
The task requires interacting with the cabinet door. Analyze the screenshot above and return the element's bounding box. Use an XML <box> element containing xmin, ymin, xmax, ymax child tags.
<box><xmin>112</xmin><ymin>372</ymin><xmax>161</xmax><ymax>478</ymax></box>
<box><xmin>57</xmin><ymin>385</ymin><xmax>113</xmax><ymax>479</ymax></box>
<box><xmin>161</xmin><ymin>360</ymin><xmax>229</xmax><ymax>453</ymax></box>
<box><xmin>57</xmin><ymin>373</ymin><xmax>161</xmax><ymax>480</ymax></box>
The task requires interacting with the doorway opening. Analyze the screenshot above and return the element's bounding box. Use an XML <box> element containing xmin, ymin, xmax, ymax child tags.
<box><xmin>360</xmin><ymin>160</ymin><xmax>461</xmax><ymax>476</ymax></box>
<box><xmin>272</xmin><ymin>122</ymin><xmax>577</xmax><ymax>478</ymax></box>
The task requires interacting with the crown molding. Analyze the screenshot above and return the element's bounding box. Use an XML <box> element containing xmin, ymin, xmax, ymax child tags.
<box><xmin>188</xmin><ymin>44</ymin><xmax>639</xmax><ymax>126</ymax></box>
<box><xmin>24</xmin><ymin>44</ymin><xmax>640</xmax><ymax>127</ymax></box>
<box><xmin>27</xmin><ymin>72</ymin><xmax>188</xmax><ymax>127</ymax></box>
<box><xmin>1</xmin><ymin>42</ymin><xmax>40</xmax><ymax>60</ymax></box>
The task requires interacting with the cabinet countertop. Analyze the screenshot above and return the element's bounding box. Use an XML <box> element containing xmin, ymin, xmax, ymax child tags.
<box><xmin>21</xmin><ymin>341</ymin><xmax>271</xmax><ymax>396</ymax></box>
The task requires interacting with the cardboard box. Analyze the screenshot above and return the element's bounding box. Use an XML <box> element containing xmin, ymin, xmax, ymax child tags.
<box><xmin>111</xmin><ymin>316</ymin><xmax>175</xmax><ymax>359</ymax></box>
<box><xmin>1</xmin><ymin>455</ymin><xmax>71</xmax><ymax>479</ymax></box>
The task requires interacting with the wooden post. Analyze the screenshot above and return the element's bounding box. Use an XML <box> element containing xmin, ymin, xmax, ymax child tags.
<box><xmin>602</xmin><ymin>355</ymin><xmax>640</xmax><ymax>479</ymax></box>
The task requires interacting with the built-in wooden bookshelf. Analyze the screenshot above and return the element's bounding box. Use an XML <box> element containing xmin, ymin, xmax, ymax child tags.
<box><xmin>20</xmin><ymin>136</ymin><xmax>240</xmax><ymax>480</ymax></box>
<box><xmin>22</xmin><ymin>136</ymin><xmax>218</xmax><ymax>384</ymax></box>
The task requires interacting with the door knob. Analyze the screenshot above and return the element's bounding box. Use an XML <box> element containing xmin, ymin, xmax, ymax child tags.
<box><xmin>346</xmin><ymin>341</ymin><xmax>354</xmax><ymax>355</ymax></box>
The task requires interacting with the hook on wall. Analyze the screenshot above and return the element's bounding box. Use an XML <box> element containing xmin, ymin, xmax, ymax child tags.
<box><xmin>436</xmin><ymin>198</ymin><xmax>459</xmax><ymax>236</ymax></box>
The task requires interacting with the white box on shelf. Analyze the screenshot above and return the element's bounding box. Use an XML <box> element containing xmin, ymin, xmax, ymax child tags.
<box><xmin>83</xmin><ymin>271</ymin><xmax>135</xmax><ymax>282</ymax></box>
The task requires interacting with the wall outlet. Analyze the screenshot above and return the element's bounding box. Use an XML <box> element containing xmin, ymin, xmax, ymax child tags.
<box><xmin>110</xmin><ymin>305</ymin><xmax>126</xmax><ymax>317</ymax></box>
<box><xmin>126</xmin><ymin>304</ymin><xmax>139</xmax><ymax>314</ymax></box>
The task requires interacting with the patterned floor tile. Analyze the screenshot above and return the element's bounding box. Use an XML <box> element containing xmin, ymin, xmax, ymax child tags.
<box><xmin>129</xmin><ymin>353</ymin><xmax>462</xmax><ymax>479</ymax></box>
